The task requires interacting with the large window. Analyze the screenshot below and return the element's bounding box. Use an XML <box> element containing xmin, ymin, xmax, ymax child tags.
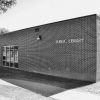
<box><xmin>2</xmin><ymin>45</ymin><xmax>18</xmax><ymax>68</ymax></box>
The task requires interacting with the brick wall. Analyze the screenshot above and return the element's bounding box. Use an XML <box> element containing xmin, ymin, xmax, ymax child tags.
<box><xmin>0</xmin><ymin>14</ymin><xmax>97</xmax><ymax>82</ymax></box>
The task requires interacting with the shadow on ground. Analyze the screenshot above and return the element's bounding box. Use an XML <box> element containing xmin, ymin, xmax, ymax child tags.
<box><xmin>0</xmin><ymin>67</ymin><xmax>93</xmax><ymax>96</ymax></box>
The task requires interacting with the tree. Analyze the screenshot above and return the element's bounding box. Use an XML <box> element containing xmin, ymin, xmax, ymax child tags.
<box><xmin>0</xmin><ymin>0</ymin><xmax>16</xmax><ymax>14</ymax></box>
<box><xmin>0</xmin><ymin>28</ymin><xmax>9</xmax><ymax>35</ymax></box>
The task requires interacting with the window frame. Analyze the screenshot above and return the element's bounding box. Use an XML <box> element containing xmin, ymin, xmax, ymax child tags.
<box><xmin>2</xmin><ymin>45</ymin><xmax>19</xmax><ymax>69</ymax></box>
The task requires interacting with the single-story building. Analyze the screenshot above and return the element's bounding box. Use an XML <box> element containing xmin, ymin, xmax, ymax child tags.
<box><xmin>0</xmin><ymin>14</ymin><xmax>100</xmax><ymax>82</ymax></box>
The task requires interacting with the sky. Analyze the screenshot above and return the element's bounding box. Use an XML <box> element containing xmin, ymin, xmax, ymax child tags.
<box><xmin>0</xmin><ymin>0</ymin><xmax>100</xmax><ymax>32</ymax></box>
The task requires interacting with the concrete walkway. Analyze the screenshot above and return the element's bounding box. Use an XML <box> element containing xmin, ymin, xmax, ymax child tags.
<box><xmin>0</xmin><ymin>79</ymin><xmax>17</xmax><ymax>87</ymax></box>
<box><xmin>51</xmin><ymin>82</ymin><xmax>100</xmax><ymax>100</ymax></box>
<box><xmin>1</xmin><ymin>78</ymin><xmax>100</xmax><ymax>100</ymax></box>
<box><xmin>51</xmin><ymin>89</ymin><xmax>100</xmax><ymax>100</ymax></box>
<box><xmin>0</xmin><ymin>79</ymin><xmax>55</xmax><ymax>100</ymax></box>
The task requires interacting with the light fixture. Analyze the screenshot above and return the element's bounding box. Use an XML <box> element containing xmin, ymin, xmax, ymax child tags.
<box><xmin>37</xmin><ymin>35</ymin><xmax>42</xmax><ymax>40</ymax></box>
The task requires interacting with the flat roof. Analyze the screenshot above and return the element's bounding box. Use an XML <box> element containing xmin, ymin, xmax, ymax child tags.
<box><xmin>0</xmin><ymin>14</ymin><xmax>97</xmax><ymax>36</ymax></box>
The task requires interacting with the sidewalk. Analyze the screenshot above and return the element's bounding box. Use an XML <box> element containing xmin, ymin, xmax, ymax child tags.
<box><xmin>0</xmin><ymin>79</ymin><xmax>55</xmax><ymax>100</ymax></box>
<box><xmin>50</xmin><ymin>82</ymin><xmax>100</xmax><ymax>100</ymax></box>
<box><xmin>2</xmin><ymin>78</ymin><xmax>100</xmax><ymax>100</ymax></box>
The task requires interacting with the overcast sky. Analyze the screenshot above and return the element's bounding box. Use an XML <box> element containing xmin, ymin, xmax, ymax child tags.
<box><xmin>0</xmin><ymin>0</ymin><xmax>100</xmax><ymax>32</ymax></box>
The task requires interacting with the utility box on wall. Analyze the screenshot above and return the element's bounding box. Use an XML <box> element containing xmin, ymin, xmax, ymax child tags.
<box><xmin>0</xmin><ymin>14</ymin><xmax>100</xmax><ymax>82</ymax></box>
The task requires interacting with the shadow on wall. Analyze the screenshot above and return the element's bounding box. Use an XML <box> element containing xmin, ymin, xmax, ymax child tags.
<box><xmin>0</xmin><ymin>67</ymin><xmax>93</xmax><ymax>96</ymax></box>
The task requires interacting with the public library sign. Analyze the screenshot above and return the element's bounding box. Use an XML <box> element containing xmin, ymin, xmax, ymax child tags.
<box><xmin>56</xmin><ymin>38</ymin><xmax>84</xmax><ymax>44</ymax></box>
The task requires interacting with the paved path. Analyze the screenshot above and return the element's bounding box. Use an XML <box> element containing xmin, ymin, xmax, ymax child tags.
<box><xmin>1</xmin><ymin>79</ymin><xmax>100</xmax><ymax>100</ymax></box>
<box><xmin>0</xmin><ymin>67</ymin><xmax>91</xmax><ymax>96</ymax></box>
<box><xmin>3</xmin><ymin>78</ymin><xmax>65</xmax><ymax>96</ymax></box>
<box><xmin>0</xmin><ymin>79</ymin><xmax>55</xmax><ymax>100</ymax></box>
<box><xmin>0</xmin><ymin>67</ymin><xmax>93</xmax><ymax>99</ymax></box>
<box><xmin>2</xmin><ymin>76</ymin><xmax>90</xmax><ymax>96</ymax></box>
<box><xmin>51</xmin><ymin>82</ymin><xmax>100</xmax><ymax>100</ymax></box>
<box><xmin>51</xmin><ymin>89</ymin><xmax>100</xmax><ymax>100</ymax></box>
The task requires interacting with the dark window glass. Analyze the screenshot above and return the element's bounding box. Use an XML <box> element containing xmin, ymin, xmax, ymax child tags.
<box><xmin>6</xmin><ymin>62</ymin><xmax>9</xmax><ymax>66</ymax></box>
<box><xmin>35</xmin><ymin>28</ymin><xmax>39</xmax><ymax>32</ymax></box>
<box><xmin>14</xmin><ymin>63</ymin><xmax>18</xmax><ymax>68</ymax></box>
<box><xmin>3</xmin><ymin>56</ymin><xmax>6</xmax><ymax>60</ymax></box>
<box><xmin>10</xmin><ymin>63</ymin><xmax>14</xmax><ymax>67</ymax></box>
<box><xmin>14</xmin><ymin>46</ymin><xmax>18</xmax><ymax>49</ymax></box>
<box><xmin>3</xmin><ymin>61</ymin><xmax>6</xmax><ymax>66</ymax></box>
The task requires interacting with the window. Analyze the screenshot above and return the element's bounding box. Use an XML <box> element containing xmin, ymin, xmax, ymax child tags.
<box><xmin>35</xmin><ymin>28</ymin><xmax>39</xmax><ymax>32</ymax></box>
<box><xmin>2</xmin><ymin>45</ymin><xmax>18</xmax><ymax>68</ymax></box>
